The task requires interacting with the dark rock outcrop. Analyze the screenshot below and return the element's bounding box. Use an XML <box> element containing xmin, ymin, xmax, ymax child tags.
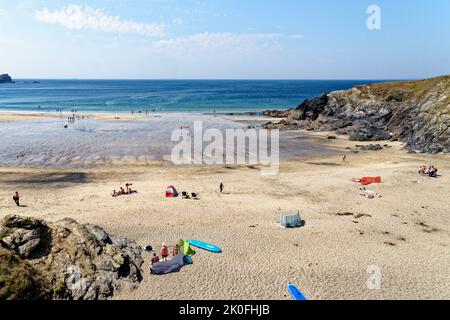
<box><xmin>0</xmin><ymin>74</ymin><xmax>13</xmax><ymax>83</ymax></box>
<box><xmin>263</xmin><ymin>76</ymin><xmax>450</xmax><ymax>153</ymax></box>
<box><xmin>0</xmin><ymin>215</ymin><xmax>143</xmax><ymax>300</ymax></box>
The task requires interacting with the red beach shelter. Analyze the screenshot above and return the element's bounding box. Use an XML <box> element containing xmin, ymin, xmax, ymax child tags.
<box><xmin>166</xmin><ymin>185</ymin><xmax>179</xmax><ymax>198</ymax></box>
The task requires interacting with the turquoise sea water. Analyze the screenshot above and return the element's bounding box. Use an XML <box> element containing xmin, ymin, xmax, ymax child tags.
<box><xmin>0</xmin><ymin>80</ymin><xmax>385</xmax><ymax>113</ymax></box>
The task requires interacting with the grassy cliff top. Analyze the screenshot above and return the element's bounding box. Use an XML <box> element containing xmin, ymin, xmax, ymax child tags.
<box><xmin>350</xmin><ymin>75</ymin><xmax>450</xmax><ymax>109</ymax></box>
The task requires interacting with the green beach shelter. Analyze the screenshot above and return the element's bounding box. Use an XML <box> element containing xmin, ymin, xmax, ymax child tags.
<box><xmin>178</xmin><ymin>239</ymin><xmax>196</xmax><ymax>257</ymax></box>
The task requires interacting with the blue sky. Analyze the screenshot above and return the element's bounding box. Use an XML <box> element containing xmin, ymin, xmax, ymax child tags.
<box><xmin>0</xmin><ymin>0</ymin><xmax>449</xmax><ymax>79</ymax></box>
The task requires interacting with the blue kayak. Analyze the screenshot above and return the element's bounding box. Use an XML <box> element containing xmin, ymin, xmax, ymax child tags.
<box><xmin>288</xmin><ymin>283</ymin><xmax>308</xmax><ymax>301</ymax></box>
<box><xmin>186</xmin><ymin>240</ymin><xmax>222</xmax><ymax>253</ymax></box>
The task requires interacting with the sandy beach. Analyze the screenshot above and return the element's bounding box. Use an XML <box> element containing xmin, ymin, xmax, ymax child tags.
<box><xmin>0</xmin><ymin>114</ymin><xmax>449</xmax><ymax>300</ymax></box>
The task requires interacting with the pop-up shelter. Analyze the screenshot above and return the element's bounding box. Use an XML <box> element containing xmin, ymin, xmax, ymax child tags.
<box><xmin>280</xmin><ymin>211</ymin><xmax>303</xmax><ymax>228</ymax></box>
<box><xmin>151</xmin><ymin>240</ymin><xmax>196</xmax><ymax>275</ymax></box>
<box><xmin>166</xmin><ymin>185</ymin><xmax>179</xmax><ymax>198</ymax></box>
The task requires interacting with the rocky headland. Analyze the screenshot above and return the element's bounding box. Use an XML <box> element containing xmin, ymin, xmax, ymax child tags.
<box><xmin>263</xmin><ymin>76</ymin><xmax>450</xmax><ymax>153</ymax></box>
<box><xmin>0</xmin><ymin>215</ymin><xmax>143</xmax><ymax>300</ymax></box>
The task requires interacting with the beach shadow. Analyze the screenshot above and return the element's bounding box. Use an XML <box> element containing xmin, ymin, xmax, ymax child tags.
<box><xmin>304</xmin><ymin>162</ymin><xmax>340</xmax><ymax>166</ymax></box>
<box><xmin>4</xmin><ymin>172</ymin><xmax>89</xmax><ymax>187</ymax></box>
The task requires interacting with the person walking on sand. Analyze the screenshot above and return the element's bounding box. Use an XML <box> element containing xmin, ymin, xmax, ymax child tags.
<box><xmin>13</xmin><ymin>192</ymin><xmax>20</xmax><ymax>206</ymax></box>
<box><xmin>161</xmin><ymin>243</ymin><xmax>169</xmax><ymax>262</ymax></box>
<box><xmin>219</xmin><ymin>182</ymin><xmax>224</xmax><ymax>193</ymax></box>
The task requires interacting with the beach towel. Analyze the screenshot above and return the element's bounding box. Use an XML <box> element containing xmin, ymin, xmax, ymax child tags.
<box><xmin>353</xmin><ymin>177</ymin><xmax>381</xmax><ymax>185</ymax></box>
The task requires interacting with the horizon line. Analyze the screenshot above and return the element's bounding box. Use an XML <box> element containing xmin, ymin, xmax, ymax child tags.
<box><xmin>10</xmin><ymin>77</ymin><xmax>411</xmax><ymax>81</ymax></box>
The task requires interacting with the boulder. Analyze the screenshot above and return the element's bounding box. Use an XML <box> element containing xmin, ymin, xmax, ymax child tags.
<box><xmin>0</xmin><ymin>215</ymin><xmax>143</xmax><ymax>300</ymax></box>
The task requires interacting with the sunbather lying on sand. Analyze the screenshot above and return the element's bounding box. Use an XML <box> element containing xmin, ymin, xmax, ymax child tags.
<box><xmin>112</xmin><ymin>185</ymin><xmax>138</xmax><ymax>197</ymax></box>
<box><xmin>360</xmin><ymin>188</ymin><xmax>382</xmax><ymax>199</ymax></box>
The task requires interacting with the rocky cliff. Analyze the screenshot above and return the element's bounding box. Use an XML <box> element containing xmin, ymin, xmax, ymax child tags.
<box><xmin>264</xmin><ymin>76</ymin><xmax>450</xmax><ymax>153</ymax></box>
<box><xmin>0</xmin><ymin>215</ymin><xmax>143</xmax><ymax>300</ymax></box>
<box><xmin>0</xmin><ymin>74</ymin><xmax>13</xmax><ymax>83</ymax></box>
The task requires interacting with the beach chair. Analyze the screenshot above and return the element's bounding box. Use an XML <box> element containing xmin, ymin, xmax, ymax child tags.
<box><xmin>182</xmin><ymin>192</ymin><xmax>190</xmax><ymax>199</ymax></box>
<box><xmin>191</xmin><ymin>193</ymin><xmax>199</xmax><ymax>200</ymax></box>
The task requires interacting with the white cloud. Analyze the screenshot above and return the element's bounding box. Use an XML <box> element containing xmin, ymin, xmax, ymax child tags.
<box><xmin>289</xmin><ymin>34</ymin><xmax>304</xmax><ymax>40</ymax></box>
<box><xmin>172</xmin><ymin>18</ymin><xmax>183</xmax><ymax>25</ymax></box>
<box><xmin>145</xmin><ymin>32</ymin><xmax>283</xmax><ymax>55</ymax></box>
<box><xmin>34</xmin><ymin>5</ymin><xmax>165</xmax><ymax>37</ymax></box>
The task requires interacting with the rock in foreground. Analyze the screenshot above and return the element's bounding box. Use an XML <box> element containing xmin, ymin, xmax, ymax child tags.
<box><xmin>0</xmin><ymin>215</ymin><xmax>143</xmax><ymax>300</ymax></box>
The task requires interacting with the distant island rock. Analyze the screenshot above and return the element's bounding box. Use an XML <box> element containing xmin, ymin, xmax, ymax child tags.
<box><xmin>263</xmin><ymin>75</ymin><xmax>450</xmax><ymax>153</ymax></box>
<box><xmin>0</xmin><ymin>74</ymin><xmax>14</xmax><ymax>83</ymax></box>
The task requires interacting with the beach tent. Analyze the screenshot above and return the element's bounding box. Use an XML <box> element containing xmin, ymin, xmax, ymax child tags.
<box><xmin>166</xmin><ymin>185</ymin><xmax>179</xmax><ymax>198</ymax></box>
<box><xmin>151</xmin><ymin>242</ymin><xmax>195</xmax><ymax>275</ymax></box>
<box><xmin>280</xmin><ymin>211</ymin><xmax>303</xmax><ymax>228</ymax></box>
<box><xmin>178</xmin><ymin>239</ymin><xmax>196</xmax><ymax>257</ymax></box>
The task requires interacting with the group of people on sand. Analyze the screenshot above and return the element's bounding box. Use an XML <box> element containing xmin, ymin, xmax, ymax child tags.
<box><xmin>112</xmin><ymin>183</ymin><xmax>138</xmax><ymax>197</ymax></box>
<box><xmin>418</xmin><ymin>164</ymin><xmax>439</xmax><ymax>177</ymax></box>
<box><xmin>151</xmin><ymin>243</ymin><xmax>180</xmax><ymax>264</ymax></box>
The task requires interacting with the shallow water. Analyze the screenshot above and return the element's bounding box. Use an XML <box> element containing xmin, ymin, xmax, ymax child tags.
<box><xmin>0</xmin><ymin>115</ymin><xmax>338</xmax><ymax>168</ymax></box>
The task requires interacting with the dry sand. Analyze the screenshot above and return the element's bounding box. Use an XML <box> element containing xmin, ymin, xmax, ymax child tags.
<box><xmin>0</xmin><ymin>136</ymin><xmax>449</xmax><ymax>300</ymax></box>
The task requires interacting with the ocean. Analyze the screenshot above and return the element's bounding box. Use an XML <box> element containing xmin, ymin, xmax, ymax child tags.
<box><xmin>0</xmin><ymin>79</ymin><xmax>384</xmax><ymax>113</ymax></box>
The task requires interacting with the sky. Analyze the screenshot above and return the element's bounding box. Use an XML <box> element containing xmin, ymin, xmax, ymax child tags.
<box><xmin>0</xmin><ymin>0</ymin><xmax>449</xmax><ymax>79</ymax></box>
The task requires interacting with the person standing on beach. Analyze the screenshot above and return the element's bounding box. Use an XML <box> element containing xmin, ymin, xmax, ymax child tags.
<box><xmin>13</xmin><ymin>192</ymin><xmax>20</xmax><ymax>206</ymax></box>
<box><xmin>219</xmin><ymin>183</ymin><xmax>224</xmax><ymax>193</ymax></box>
<box><xmin>161</xmin><ymin>243</ymin><xmax>169</xmax><ymax>261</ymax></box>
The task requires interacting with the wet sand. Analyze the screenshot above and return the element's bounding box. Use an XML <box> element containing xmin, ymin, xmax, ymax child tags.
<box><xmin>0</xmin><ymin>112</ymin><xmax>342</xmax><ymax>168</ymax></box>
<box><xmin>0</xmin><ymin>111</ymin><xmax>449</xmax><ymax>300</ymax></box>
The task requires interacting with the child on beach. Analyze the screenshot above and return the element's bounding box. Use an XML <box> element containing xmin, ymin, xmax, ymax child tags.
<box><xmin>172</xmin><ymin>244</ymin><xmax>180</xmax><ymax>257</ymax></box>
